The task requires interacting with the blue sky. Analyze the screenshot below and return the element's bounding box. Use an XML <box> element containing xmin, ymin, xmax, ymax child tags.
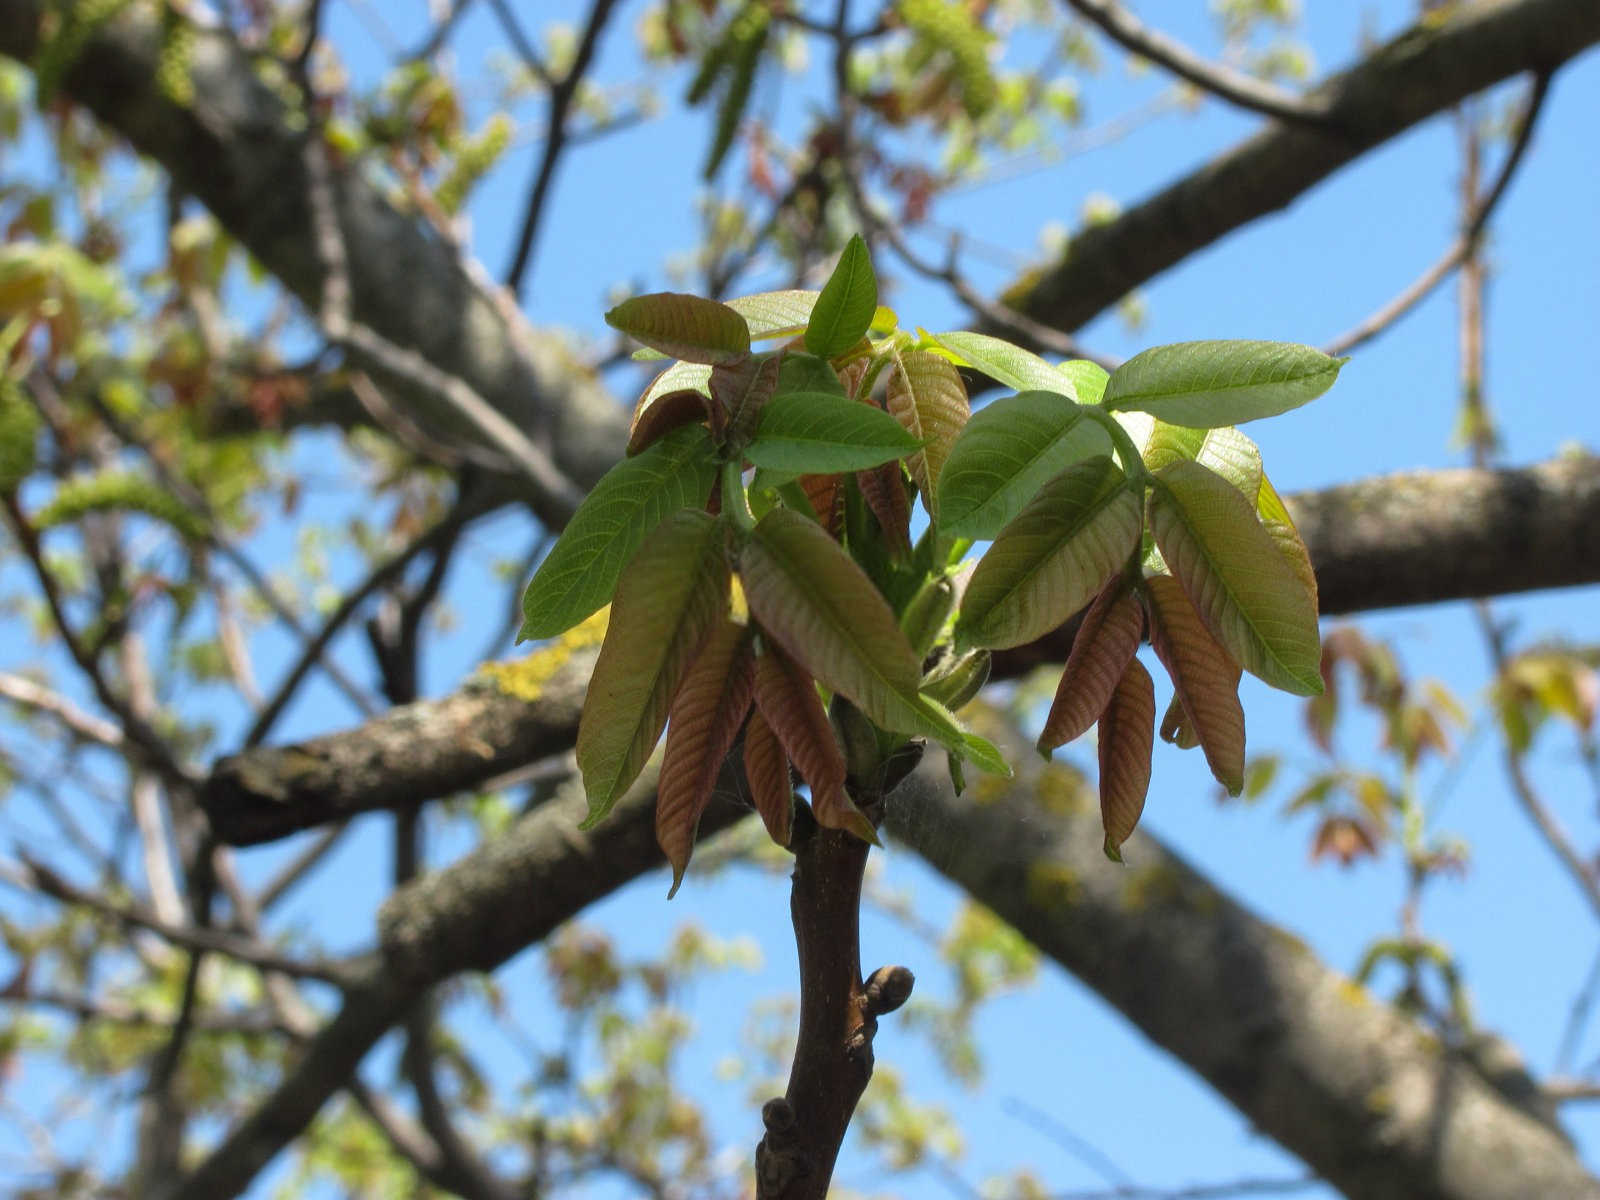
<box><xmin>4</xmin><ymin>2</ymin><xmax>1599</xmax><ymax>1196</ymax></box>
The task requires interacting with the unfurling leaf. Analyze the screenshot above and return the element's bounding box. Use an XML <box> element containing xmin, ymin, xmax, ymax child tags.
<box><xmin>1148</xmin><ymin>460</ymin><xmax>1323</xmax><ymax>696</ymax></box>
<box><xmin>657</xmin><ymin>620</ymin><xmax>756</xmax><ymax>896</ymax></box>
<box><xmin>856</xmin><ymin>460</ymin><xmax>913</xmax><ymax>559</ymax></box>
<box><xmin>1159</xmin><ymin>693</ymin><xmax>1201</xmax><ymax>750</ymax></box>
<box><xmin>627</xmin><ymin>389</ymin><xmax>716</xmax><ymax>456</ymax></box>
<box><xmin>753</xmin><ymin>643</ymin><xmax>875</xmax><ymax>844</ymax></box>
<box><xmin>806</xmin><ymin>234</ymin><xmax>878</xmax><ymax>360</ymax></box>
<box><xmin>928</xmin><ymin>331</ymin><xmax>1079</xmax><ymax>397</ymax></box>
<box><xmin>1144</xmin><ymin>574</ymin><xmax>1245</xmax><ymax>795</ymax></box>
<box><xmin>576</xmin><ymin>511</ymin><xmax>730</xmax><ymax>827</ymax></box>
<box><xmin>885</xmin><ymin>349</ymin><xmax>970</xmax><ymax>518</ymax></box>
<box><xmin>956</xmin><ymin>457</ymin><xmax>1141</xmax><ymax>651</ymax></box>
<box><xmin>520</xmin><ymin>426</ymin><xmax>718</xmax><ymax>641</ymax></box>
<box><xmin>743</xmin><ymin>708</ymin><xmax>795</xmax><ymax>847</ymax></box>
<box><xmin>935</xmin><ymin>390</ymin><xmax>1112</xmax><ymax>539</ymax></box>
<box><xmin>740</xmin><ymin>508</ymin><xmax>933</xmax><ymax>738</ymax></box>
<box><xmin>744</xmin><ymin>392</ymin><xmax>919</xmax><ymax>474</ymax></box>
<box><xmin>1103</xmin><ymin>340</ymin><xmax>1345</xmax><ymax>428</ymax></box>
<box><xmin>1099</xmin><ymin>657</ymin><xmax>1155</xmax><ymax>862</ymax></box>
<box><xmin>606</xmin><ymin>292</ymin><xmax>751</xmax><ymax>364</ymax></box>
<box><xmin>1038</xmin><ymin>579</ymin><xmax>1142</xmax><ymax>754</ymax></box>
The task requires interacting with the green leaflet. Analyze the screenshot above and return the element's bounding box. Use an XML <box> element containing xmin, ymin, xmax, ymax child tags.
<box><xmin>605</xmin><ymin>292</ymin><xmax>751</xmax><ymax>365</ymax></box>
<box><xmin>1059</xmin><ymin>359</ymin><xmax>1109</xmax><ymax>406</ymax></box>
<box><xmin>805</xmin><ymin>235</ymin><xmax>878</xmax><ymax>360</ymax></box>
<box><xmin>727</xmin><ymin>289</ymin><xmax>819</xmax><ymax>340</ymax></box>
<box><xmin>929</xmin><ymin>331</ymin><xmax>1079</xmax><ymax>398</ymax></box>
<box><xmin>1103</xmin><ymin>340</ymin><xmax>1346</xmax><ymax>428</ymax></box>
<box><xmin>744</xmin><ymin>391</ymin><xmax>920</xmax><ymax>474</ymax></box>
<box><xmin>885</xmin><ymin>348</ymin><xmax>970</xmax><ymax>521</ymax></box>
<box><xmin>1148</xmin><ymin>460</ymin><xmax>1323</xmax><ymax>696</ymax></box>
<box><xmin>576</xmin><ymin>511</ymin><xmax>730</xmax><ymax>827</ymax></box>
<box><xmin>935</xmin><ymin>390</ymin><xmax>1112</xmax><ymax>539</ymax></box>
<box><xmin>956</xmin><ymin>456</ymin><xmax>1141</xmax><ymax>651</ymax></box>
<box><xmin>1142</xmin><ymin>423</ymin><xmax>1263</xmax><ymax>499</ymax></box>
<box><xmin>519</xmin><ymin>425</ymin><xmax>718</xmax><ymax>641</ymax></box>
<box><xmin>740</xmin><ymin>508</ymin><xmax>940</xmax><ymax>739</ymax></box>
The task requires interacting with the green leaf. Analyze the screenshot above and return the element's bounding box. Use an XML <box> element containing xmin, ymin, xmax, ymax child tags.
<box><xmin>935</xmin><ymin>391</ymin><xmax>1112</xmax><ymax>539</ymax></box>
<box><xmin>1103</xmin><ymin>340</ymin><xmax>1345</xmax><ymax>428</ymax></box>
<box><xmin>606</xmin><ymin>292</ymin><xmax>751</xmax><ymax>365</ymax></box>
<box><xmin>929</xmin><ymin>331</ymin><xmax>1079</xmax><ymax>398</ymax></box>
<box><xmin>576</xmin><ymin>510</ymin><xmax>730</xmax><ymax>826</ymax></box>
<box><xmin>1256</xmin><ymin>471</ymin><xmax>1318</xmax><ymax>607</ymax></box>
<box><xmin>805</xmin><ymin>234</ymin><xmax>878</xmax><ymax>359</ymax></box>
<box><xmin>1059</xmin><ymin>359</ymin><xmax>1109</xmax><ymax>405</ymax></box>
<box><xmin>956</xmin><ymin>456</ymin><xmax>1142</xmax><ymax>651</ymax></box>
<box><xmin>740</xmin><ymin>508</ymin><xmax>935</xmax><ymax>738</ymax></box>
<box><xmin>958</xmin><ymin>730</ymin><xmax>1012</xmax><ymax>778</ymax></box>
<box><xmin>885</xmin><ymin>349</ymin><xmax>970</xmax><ymax>520</ymax></box>
<box><xmin>1148</xmin><ymin>460</ymin><xmax>1323</xmax><ymax>695</ymax></box>
<box><xmin>777</xmin><ymin>352</ymin><xmax>847</xmax><ymax>398</ymax></box>
<box><xmin>744</xmin><ymin>392</ymin><xmax>920</xmax><ymax>474</ymax></box>
<box><xmin>1142</xmin><ymin>423</ymin><xmax>1262</xmax><ymax>498</ymax></box>
<box><xmin>519</xmin><ymin>426</ymin><xmax>719</xmax><ymax>641</ymax></box>
<box><xmin>726</xmin><ymin>289</ymin><xmax>818</xmax><ymax>340</ymax></box>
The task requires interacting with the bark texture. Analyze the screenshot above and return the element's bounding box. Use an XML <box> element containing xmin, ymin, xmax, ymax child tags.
<box><xmin>996</xmin><ymin>0</ymin><xmax>1600</xmax><ymax>335</ymax></box>
<box><xmin>885</xmin><ymin>724</ymin><xmax>1600</xmax><ymax>1200</ymax></box>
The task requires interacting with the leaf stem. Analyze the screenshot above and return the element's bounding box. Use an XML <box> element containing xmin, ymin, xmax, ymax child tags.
<box><xmin>723</xmin><ymin>460</ymin><xmax>758</xmax><ymax>532</ymax></box>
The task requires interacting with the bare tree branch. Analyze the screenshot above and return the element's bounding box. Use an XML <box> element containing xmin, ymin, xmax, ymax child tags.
<box><xmin>1059</xmin><ymin>0</ymin><xmax>1332</xmax><ymax>125</ymax></box>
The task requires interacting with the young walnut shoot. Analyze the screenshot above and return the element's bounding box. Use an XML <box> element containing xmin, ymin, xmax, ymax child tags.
<box><xmin>520</xmin><ymin>233</ymin><xmax>1341</xmax><ymax>874</ymax></box>
<box><xmin>518</xmin><ymin>234</ymin><xmax>1341</xmax><ymax>1194</ymax></box>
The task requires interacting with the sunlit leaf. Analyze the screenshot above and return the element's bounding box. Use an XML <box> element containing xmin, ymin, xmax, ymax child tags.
<box><xmin>577</xmin><ymin>511</ymin><xmax>730</xmax><ymax>826</ymax></box>
<box><xmin>1038</xmin><ymin>579</ymin><xmax>1142</xmax><ymax>754</ymax></box>
<box><xmin>740</xmin><ymin>508</ymin><xmax>934</xmax><ymax>738</ymax></box>
<box><xmin>935</xmin><ymin>390</ymin><xmax>1112</xmax><ymax>539</ymax></box>
<box><xmin>657</xmin><ymin>620</ymin><xmax>756</xmax><ymax>896</ymax></box>
<box><xmin>1059</xmin><ymin>359</ymin><xmax>1110</xmax><ymax>406</ymax></box>
<box><xmin>1103</xmin><ymin>340</ymin><xmax>1345</xmax><ymax>427</ymax></box>
<box><xmin>1142</xmin><ymin>423</ymin><xmax>1262</xmax><ymax>498</ymax></box>
<box><xmin>1144</xmin><ymin>574</ymin><xmax>1245</xmax><ymax>795</ymax></box>
<box><xmin>1148</xmin><ymin>460</ymin><xmax>1323</xmax><ymax>695</ymax></box>
<box><xmin>753</xmin><ymin>642</ymin><xmax>873</xmax><ymax>843</ymax></box>
<box><xmin>806</xmin><ymin>234</ymin><xmax>878</xmax><ymax>359</ymax></box>
<box><xmin>744</xmin><ymin>392</ymin><xmax>919</xmax><ymax>474</ymax></box>
<box><xmin>885</xmin><ymin>348</ymin><xmax>970</xmax><ymax>520</ymax></box>
<box><xmin>726</xmin><ymin>289</ymin><xmax>818</xmax><ymax>339</ymax></box>
<box><xmin>1256</xmin><ymin>471</ymin><xmax>1318</xmax><ymax>607</ymax></box>
<box><xmin>956</xmin><ymin>457</ymin><xmax>1141</xmax><ymax>651</ymax></box>
<box><xmin>519</xmin><ymin>426</ymin><xmax>719</xmax><ymax>641</ymax></box>
<box><xmin>743</xmin><ymin>708</ymin><xmax>795</xmax><ymax>847</ymax></box>
<box><xmin>929</xmin><ymin>330</ymin><xmax>1079</xmax><ymax>397</ymax></box>
<box><xmin>634</xmin><ymin>361</ymin><xmax>713</xmax><ymax>424</ymax></box>
<box><xmin>1099</xmin><ymin>657</ymin><xmax>1155</xmax><ymax>862</ymax></box>
<box><xmin>606</xmin><ymin>292</ymin><xmax>751</xmax><ymax>364</ymax></box>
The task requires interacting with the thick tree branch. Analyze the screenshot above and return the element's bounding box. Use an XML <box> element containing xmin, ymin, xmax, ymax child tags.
<box><xmin>884</xmin><ymin>723</ymin><xmax>1600</xmax><ymax>1200</ymax></box>
<box><xmin>995</xmin><ymin>0</ymin><xmax>1600</xmax><ymax>337</ymax></box>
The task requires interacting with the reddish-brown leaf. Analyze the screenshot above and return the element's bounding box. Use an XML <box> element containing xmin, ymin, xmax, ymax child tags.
<box><xmin>885</xmin><ymin>348</ymin><xmax>969</xmax><ymax>520</ymax></box>
<box><xmin>1159</xmin><ymin>693</ymin><xmax>1201</xmax><ymax>750</ymax></box>
<box><xmin>1099</xmin><ymin>657</ymin><xmax>1155</xmax><ymax>862</ymax></box>
<box><xmin>855</xmin><ymin>461</ymin><xmax>912</xmax><ymax>559</ymax></box>
<box><xmin>743</xmin><ymin>708</ymin><xmax>794</xmax><ymax>848</ymax></box>
<box><xmin>1038</xmin><ymin>579</ymin><xmax>1142</xmax><ymax>754</ymax></box>
<box><xmin>1144</xmin><ymin>574</ymin><xmax>1245</xmax><ymax>795</ymax></box>
<box><xmin>627</xmin><ymin>389</ymin><xmax>714</xmax><ymax>456</ymax></box>
<box><xmin>798</xmin><ymin>473</ymin><xmax>844</xmax><ymax>536</ymax></box>
<box><xmin>656</xmin><ymin>620</ymin><xmax>756</xmax><ymax>896</ymax></box>
<box><xmin>712</xmin><ymin>353</ymin><xmax>780</xmax><ymax>446</ymax></box>
<box><xmin>752</xmin><ymin>642</ymin><xmax>875</xmax><ymax>844</ymax></box>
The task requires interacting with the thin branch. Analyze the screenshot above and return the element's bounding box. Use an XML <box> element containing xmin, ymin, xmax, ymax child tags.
<box><xmin>407</xmin><ymin>0</ymin><xmax>478</xmax><ymax>63</ymax></box>
<box><xmin>0</xmin><ymin>671</ymin><xmax>125</xmax><ymax>751</ymax></box>
<box><xmin>1060</xmin><ymin>0</ymin><xmax>1331</xmax><ymax>125</ymax></box>
<box><xmin>502</xmin><ymin>0</ymin><xmax>622</xmax><ymax>294</ymax></box>
<box><xmin>3</xmin><ymin>856</ymin><xmax>358</xmax><ymax>988</ymax></box>
<box><xmin>0</xmin><ymin>987</ymin><xmax>290</xmax><ymax>1036</ymax></box>
<box><xmin>485</xmin><ymin>0</ymin><xmax>553</xmax><ymax>86</ymax></box>
<box><xmin>256</xmin><ymin>825</ymin><xmax>349</xmax><ymax>913</ymax></box>
<box><xmin>1323</xmin><ymin>71</ymin><xmax>1551</xmax><ymax>358</ymax></box>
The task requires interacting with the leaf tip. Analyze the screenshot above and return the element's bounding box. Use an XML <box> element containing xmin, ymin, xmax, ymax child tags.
<box><xmin>1102</xmin><ymin>834</ymin><xmax>1125</xmax><ymax>864</ymax></box>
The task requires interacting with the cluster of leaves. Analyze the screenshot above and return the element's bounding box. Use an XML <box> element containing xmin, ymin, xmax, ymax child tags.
<box><xmin>521</xmin><ymin>234</ymin><xmax>1340</xmax><ymax>885</ymax></box>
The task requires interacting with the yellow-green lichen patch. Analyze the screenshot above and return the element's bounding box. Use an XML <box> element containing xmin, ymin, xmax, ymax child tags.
<box><xmin>1035</xmin><ymin>760</ymin><xmax>1093</xmax><ymax>816</ymax></box>
<box><xmin>1120</xmin><ymin>861</ymin><xmax>1220</xmax><ymax>917</ymax></box>
<box><xmin>1026</xmin><ymin>861</ymin><xmax>1082</xmax><ymax>911</ymax></box>
<box><xmin>477</xmin><ymin>607</ymin><xmax>609</xmax><ymax>701</ymax></box>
